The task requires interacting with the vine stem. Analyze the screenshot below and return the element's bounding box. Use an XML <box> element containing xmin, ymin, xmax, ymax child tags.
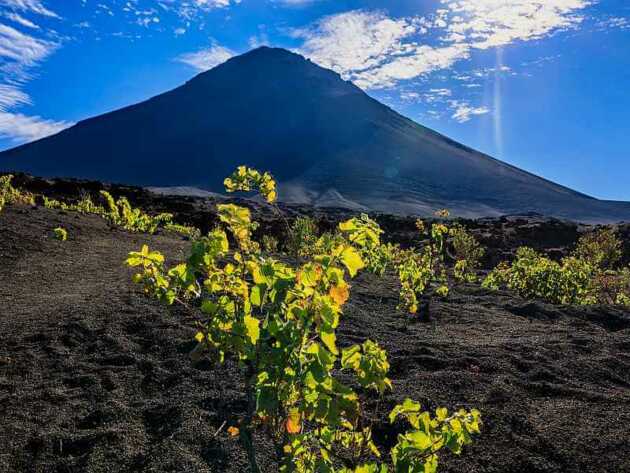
<box><xmin>241</xmin><ymin>345</ymin><xmax>262</xmax><ymax>473</ymax></box>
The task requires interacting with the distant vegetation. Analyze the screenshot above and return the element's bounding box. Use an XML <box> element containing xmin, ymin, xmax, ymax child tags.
<box><xmin>483</xmin><ymin>228</ymin><xmax>629</xmax><ymax>306</ymax></box>
<box><xmin>0</xmin><ymin>175</ymin><xmax>34</xmax><ymax>213</ymax></box>
<box><xmin>100</xmin><ymin>191</ymin><xmax>174</xmax><ymax>234</ymax></box>
<box><xmin>44</xmin><ymin>189</ymin><xmax>187</xmax><ymax>236</ymax></box>
<box><xmin>285</xmin><ymin>216</ymin><xmax>319</xmax><ymax>258</ymax></box>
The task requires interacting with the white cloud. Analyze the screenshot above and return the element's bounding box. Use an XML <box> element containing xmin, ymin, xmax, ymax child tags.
<box><xmin>193</xmin><ymin>0</ymin><xmax>234</xmax><ymax>6</ymax></box>
<box><xmin>441</xmin><ymin>0</ymin><xmax>591</xmax><ymax>49</ymax></box>
<box><xmin>595</xmin><ymin>16</ymin><xmax>630</xmax><ymax>31</ymax></box>
<box><xmin>294</xmin><ymin>10</ymin><xmax>468</xmax><ymax>88</ymax></box>
<box><xmin>0</xmin><ymin>14</ymin><xmax>67</xmax><ymax>144</ymax></box>
<box><xmin>274</xmin><ymin>0</ymin><xmax>322</xmax><ymax>6</ymax></box>
<box><xmin>352</xmin><ymin>43</ymin><xmax>469</xmax><ymax>88</ymax></box>
<box><xmin>172</xmin><ymin>0</ymin><xmax>240</xmax><ymax>20</ymax></box>
<box><xmin>176</xmin><ymin>44</ymin><xmax>234</xmax><ymax>71</ymax></box>
<box><xmin>449</xmin><ymin>100</ymin><xmax>490</xmax><ymax>123</ymax></box>
<box><xmin>0</xmin><ymin>0</ymin><xmax>59</xmax><ymax>19</ymax></box>
<box><xmin>0</xmin><ymin>84</ymin><xmax>31</xmax><ymax>111</ymax></box>
<box><xmin>294</xmin><ymin>1</ymin><xmax>591</xmax><ymax>90</ymax></box>
<box><xmin>294</xmin><ymin>11</ymin><xmax>421</xmax><ymax>79</ymax></box>
<box><xmin>0</xmin><ymin>23</ymin><xmax>56</xmax><ymax>64</ymax></box>
<box><xmin>5</xmin><ymin>12</ymin><xmax>39</xmax><ymax>29</ymax></box>
<box><xmin>0</xmin><ymin>110</ymin><xmax>71</xmax><ymax>143</ymax></box>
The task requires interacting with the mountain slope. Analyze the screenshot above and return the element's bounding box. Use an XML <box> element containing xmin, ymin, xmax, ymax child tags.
<box><xmin>1</xmin><ymin>46</ymin><xmax>628</xmax><ymax>223</ymax></box>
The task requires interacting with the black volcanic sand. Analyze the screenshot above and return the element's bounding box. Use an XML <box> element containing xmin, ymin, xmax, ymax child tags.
<box><xmin>1</xmin><ymin>204</ymin><xmax>630</xmax><ymax>473</ymax></box>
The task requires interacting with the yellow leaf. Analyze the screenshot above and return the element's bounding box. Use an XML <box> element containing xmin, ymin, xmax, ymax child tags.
<box><xmin>449</xmin><ymin>418</ymin><xmax>463</xmax><ymax>433</ymax></box>
<box><xmin>195</xmin><ymin>332</ymin><xmax>204</xmax><ymax>343</ymax></box>
<box><xmin>436</xmin><ymin>407</ymin><xmax>448</xmax><ymax>421</ymax></box>
<box><xmin>286</xmin><ymin>409</ymin><xmax>302</xmax><ymax>434</ymax></box>
<box><xmin>340</xmin><ymin>246</ymin><xmax>364</xmax><ymax>278</ymax></box>
<box><xmin>244</xmin><ymin>315</ymin><xmax>260</xmax><ymax>345</ymax></box>
<box><xmin>329</xmin><ymin>284</ymin><xmax>349</xmax><ymax>306</ymax></box>
<box><xmin>227</xmin><ymin>426</ymin><xmax>239</xmax><ymax>437</ymax></box>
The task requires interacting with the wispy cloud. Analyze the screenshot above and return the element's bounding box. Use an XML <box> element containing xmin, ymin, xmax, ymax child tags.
<box><xmin>0</xmin><ymin>0</ymin><xmax>60</xmax><ymax>19</ymax></box>
<box><xmin>0</xmin><ymin>84</ymin><xmax>31</xmax><ymax>111</ymax></box>
<box><xmin>0</xmin><ymin>2</ymin><xmax>68</xmax><ymax>144</ymax></box>
<box><xmin>273</xmin><ymin>0</ymin><xmax>323</xmax><ymax>6</ymax></box>
<box><xmin>595</xmin><ymin>16</ymin><xmax>630</xmax><ymax>31</ymax></box>
<box><xmin>4</xmin><ymin>12</ymin><xmax>39</xmax><ymax>29</ymax></box>
<box><xmin>169</xmin><ymin>0</ymin><xmax>240</xmax><ymax>21</ymax></box>
<box><xmin>0</xmin><ymin>111</ymin><xmax>71</xmax><ymax>143</ymax></box>
<box><xmin>0</xmin><ymin>23</ymin><xmax>56</xmax><ymax>65</ymax></box>
<box><xmin>449</xmin><ymin>100</ymin><xmax>490</xmax><ymax>123</ymax></box>
<box><xmin>176</xmin><ymin>44</ymin><xmax>235</xmax><ymax>71</ymax></box>
<box><xmin>401</xmin><ymin>88</ymin><xmax>452</xmax><ymax>104</ymax></box>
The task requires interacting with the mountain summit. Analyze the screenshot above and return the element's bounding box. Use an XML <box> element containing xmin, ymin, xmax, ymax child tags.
<box><xmin>1</xmin><ymin>46</ymin><xmax>628</xmax><ymax>222</ymax></box>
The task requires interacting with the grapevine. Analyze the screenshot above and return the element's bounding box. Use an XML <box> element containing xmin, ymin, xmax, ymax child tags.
<box><xmin>53</xmin><ymin>227</ymin><xmax>68</xmax><ymax>241</ymax></box>
<box><xmin>100</xmin><ymin>191</ymin><xmax>173</xmax><ymax>234</ymax></box>
<box><xmin>126</xmin><ymin>166</ymin><xmax>482</xmax><ymax>473</ymax></box>
<box><xmin>483</xmin><ymin>244</ymin><xmax>630</xmax><ymax>306</ymax></box>
<box><xmin>0</xmin><ymin>174</ymin><xmax>35</xmax><ymax>212</ymax></box>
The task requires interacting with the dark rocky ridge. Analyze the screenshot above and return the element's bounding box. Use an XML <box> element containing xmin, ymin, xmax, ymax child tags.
<box><xmin>2</xmin><ymin>47</ymin><xmax>629</xmax><ymax>223</ymax></box>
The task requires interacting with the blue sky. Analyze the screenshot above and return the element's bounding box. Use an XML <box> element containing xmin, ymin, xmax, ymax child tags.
<box><xmin>0</xmin><ymin>0</ymin><xmax>629</xmax><ymax>200</ymax></box>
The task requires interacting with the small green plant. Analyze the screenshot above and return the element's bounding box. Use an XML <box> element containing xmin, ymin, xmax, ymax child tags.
<box><xmin>44</xmin><ymin>194</ymin><xmax>105</xmax><ymax>215</ymax></box>
<box><xmin>590</xmin><ymin>266</ymin><xmax>630</xmax><ymax>306</ymax></box>
<box><xmin>53</xmin><ymin>227</ymin><xmax>68</xmax><ymax>241</ymax></box>
<box><xmin>286</xmin><ymin>216</ymin><xmax>319</xmax><ymax>258</ymax></box>
<box><xmin>573</xmin><ymin>227</ymin><xmax>622</xmax><ymax>270</ymax></box>
<box><xmin>449</xmin><ymin>224</ymin><xmax>485</xmax><ymax>283</ymax></box>
<box><xmin>341</xmin><ymin>214</ymin><xmax>398</xmax><ymax>277</ymax></box>
<box><xmin>224</xmin><ymin>165</ymin><xmax>277</xmax><ymax>203</ymax></box>
<box><xmin>126</xmin><ymin>166</ymin><xmax>481</xmax><ymax>473</ymax></box>
<box><xmin>341</xmin><ymin>215</ymin><xmax>464</xmax><ymax>317</ymax></box>
<box><xmin>0</xmin><ymin>175</ymin><xmax>35</xmax><ymax>212</ymax></box>
<box><xmin>391</xmin><ymin>220</ymin><xmax>451</xmax><ymax>315</ymax></box>
<box><xmin>482</xmin><ymin>247</ymin><xmax>596</xmax><ymax>305</ymax></box>
<box><xmin>396</xmin><ymin>247</ymin><xmax>436</xmax><ymax>314</ymax></box>
<box><xmin>100</xmin><ymin>191</ymin><xmax>173</xmax><ymax>234</ymax></box>
<box><xmin>164</xmin><ymin>223</ymin><xmax>201</xmax><ymax>240</ymax></box>
<box><xmin>262</xmin><ymin>234</ymin><xmax>279</xmax><ymax>253</ymax></box>
<box><xmin>43</xmin><ymin>196</ymin><xmax>68</xmax><ymax>210</ymax></box>
<box><xmin>75</xmin><ymin>194</ymin><xmax>105</xmax><ymax>215</ymax></box>
<box><xmin>484</xmin><ymin>228</ymin><xmax>630</xmax><ymax>306</ymax></box>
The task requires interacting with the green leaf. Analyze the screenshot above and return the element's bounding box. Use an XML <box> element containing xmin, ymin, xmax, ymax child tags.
<box><xmin>407</xmin><ymin>431</ymin><xmax>432</xmax><ymax>451</ymax></box>
<box><xmin>389</xmin><ymin>398</ymin><xmax>421</xmax><ymax>424</ymax></box>
<box><xmin>423</xmin><ymin>455</ymin><xmax>439</xmax><ymax>473</ymax></box>
<box><xmin>250</xmin><ymin>284</ymin><xmax>264</xmax><ymax>307</ymax></box>
<box><xmin>320</xmin><ymin>329</ymin><xmax>338</xmax><ymax>355</ymax></box>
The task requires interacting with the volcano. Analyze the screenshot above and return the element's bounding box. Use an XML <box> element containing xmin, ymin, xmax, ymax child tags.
<box><xmin>1</xmin><ymin>46</ymin><xmax>628</xmax><ymax>223</ymax></box>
